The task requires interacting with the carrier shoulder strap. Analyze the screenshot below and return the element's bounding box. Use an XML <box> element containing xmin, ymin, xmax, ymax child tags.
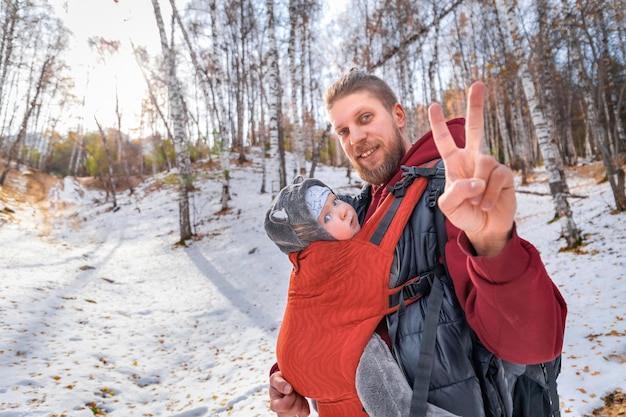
<box><xmin>409</xmin><ymin>162</ymin><xmax>447</xmax><ymax>417</ymax></box>
<box><xmin>359</xmin><ymin>159</ymin><xmax>447</xmax><ymax>417</ymax></box>
<box><xmin>363</xmin><ymin>159</ymin><xmax>442</xmax><ymax>253</ymax></box>
<box><xmin>368</xmin><ymin>159</ymin><xmax>446</xmax><ymax>417</ymax></box>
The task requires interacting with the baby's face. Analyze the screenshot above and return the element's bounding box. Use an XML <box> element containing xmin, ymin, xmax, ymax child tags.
<box><xmin>316</xmin><ymin>194</ymin><xmax>361</xmax><ymax>240</ymax></box>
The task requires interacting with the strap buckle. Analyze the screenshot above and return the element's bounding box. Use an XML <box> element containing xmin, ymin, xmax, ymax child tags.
<box><xmin>402</xmin><ymin>272</ymin><xmax>433</xmax><ymax>300</ymax></box>
<box><xmin>389</xmin><ymin>165</ymin><xmax>440</xmax><ymax>198</ymax></box>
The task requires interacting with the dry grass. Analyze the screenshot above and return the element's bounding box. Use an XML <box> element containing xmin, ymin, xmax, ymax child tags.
<box><xmin>0</xmin><ymin>162</ymin><xmax>61</xmax><ymax>235</ymax></box>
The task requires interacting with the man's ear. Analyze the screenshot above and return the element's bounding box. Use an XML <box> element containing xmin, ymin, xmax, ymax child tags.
<box><xmin>392</xmin><ymin>103</ymin><xmax>406</xmax><ymax>129</ymax></box>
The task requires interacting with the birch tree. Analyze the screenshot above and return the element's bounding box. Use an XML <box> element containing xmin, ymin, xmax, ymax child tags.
<box><xmin>208</xmin><ymin>0</ymin><xmax>233</xmax><ymax>210</ymax></box>
<box><xmin>561</xmin><ymin>0</ymin><xmax>626</xmax><ymax>211</ymax></box>
<box><xmin>500</xmin><ymin>0</ymin><xmax>580</xmax><ymax>248</ymax></box>
<box><xmin>486</xmin><ymin>1</ymin><xmax>535</xmax><ymax>183</ymax></box>
<box><xmin>0</xmin><ymin>6</ymin><xmax>66</xmax><ymax>184</ymax></box>
<box><xmin>94</xmin><ymin>118</ymin><xmax>118</xmax><ymax>208</ymax></box>
<box><xmin>150</xmin><ymin>0</ymin><xmax>193</xmax><ymax>242</ymax></box>
<box><xmin>168</xmin><ymin>0</ymin><xmax>231</xmax><ymax>211</ymax></box>
<box><xmin>0</xmin><ymin>54</ymin><xmax>54</xmax><ymax>184</ymax></box>
<box><xmin>288</xmin><ymin>0</ymin><xmax>306</xmax><ymax>176</ymax></box>
<box><xmin>266</xmin><ymin>0</ymin><xmax>286</xmax><ymax>194</ymax></box>
<box><xmin>115</xmin><ymin>90</ymin><xmax>133</xmax><ymax>194</ymax></box>
<box><xmin>595</xmin><ymin>5</ymin><xmax>626</xmax><ymax>211</ymax></box>
<box><xmin>0</xmin><ymin>0</ymin><xmax>19</xmax><ymax>126</ymax></box>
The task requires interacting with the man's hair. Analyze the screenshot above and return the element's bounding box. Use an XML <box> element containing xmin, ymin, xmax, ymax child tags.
<box><xmin>324</xmin><ymin>68</ymin><xmax>398</xmax><ymax>113</ymax></box>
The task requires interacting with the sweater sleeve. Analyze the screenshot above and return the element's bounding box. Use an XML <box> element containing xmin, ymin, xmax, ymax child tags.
<box><xmin>445</xmin><ymin>222</ymin><xmax>567</xmax><ymax>364</ymax></box>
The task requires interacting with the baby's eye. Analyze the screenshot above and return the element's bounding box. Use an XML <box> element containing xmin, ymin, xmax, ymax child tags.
<box><xmin>332</xmin><ymin>199</ymin><xmax>339</xmax><ymax>207</ymax></box>
<box><xmin>323</xmin><ymin>213</ymin><xmax>331</xmax><ymax>223</ymax></box>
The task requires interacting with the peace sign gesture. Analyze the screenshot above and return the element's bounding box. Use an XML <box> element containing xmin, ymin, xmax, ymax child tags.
<box><xmin>428</xmin><ymin>82</ymin><xmax>516</xmax><ymax>256</ymax></box>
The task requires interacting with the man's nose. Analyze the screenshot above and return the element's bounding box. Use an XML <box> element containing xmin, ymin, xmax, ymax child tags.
<box><xmin>350</xmin><ymin>126</ymin><xmax>366</xmax><ymax>145</ymax></box>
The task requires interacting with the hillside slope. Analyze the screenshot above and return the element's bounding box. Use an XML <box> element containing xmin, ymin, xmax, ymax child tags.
<box><xmin>1</xmin><ymin>152</ymin><xmax>625</xmax><ymax>416</ymax></box>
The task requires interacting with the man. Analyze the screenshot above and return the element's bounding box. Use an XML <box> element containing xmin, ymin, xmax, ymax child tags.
<box><xmin>269</xmin><ymin>70</ymin><xmax>567</xmax><ymax>417</ymax></box>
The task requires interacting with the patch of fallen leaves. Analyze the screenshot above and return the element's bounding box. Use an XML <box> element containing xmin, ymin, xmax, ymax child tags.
<box><xmin>587</xmin><ymin>330</ymin><xmax>626</xmax><ymax>341</ymax></box>
<box><xmin>584</xmin><ymin>388</ymin><xmax>626</xmax><ymax>417</ymax></box>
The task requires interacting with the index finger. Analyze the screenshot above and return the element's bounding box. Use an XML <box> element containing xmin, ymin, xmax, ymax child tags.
<box><xmin>465</xmin><ymin>81</ymin><xmax>485</xmax><ymax>154</ymax></box>
<box><xmin>428</xmin><ymin>102</ymin><xmax>457</xmax><ymax>160</ymax></box>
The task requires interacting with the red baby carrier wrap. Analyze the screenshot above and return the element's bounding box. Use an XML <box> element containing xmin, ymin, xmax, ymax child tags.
<box><xmin>276</xmin><ymin>162</ymin><xmax>438</xmax><ymax>416</ymax></box>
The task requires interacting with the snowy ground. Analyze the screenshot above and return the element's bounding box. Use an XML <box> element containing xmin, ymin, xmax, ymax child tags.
<box><xmin>1</xmin><ymin>149</ymin><xmax>624</xmax><ymax>417</ymax></box>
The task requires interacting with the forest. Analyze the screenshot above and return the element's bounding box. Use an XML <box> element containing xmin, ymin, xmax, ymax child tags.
<box><xmin>0</xmin><ymin>0</ymin><xmax>624</xmax><ymax>245</ymax></box>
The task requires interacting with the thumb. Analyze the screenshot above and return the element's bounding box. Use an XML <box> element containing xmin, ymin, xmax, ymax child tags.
<box><xmin>281</xmin><ymin>382</ymin><xmax>293</xmax><ymax>395</ymax></box>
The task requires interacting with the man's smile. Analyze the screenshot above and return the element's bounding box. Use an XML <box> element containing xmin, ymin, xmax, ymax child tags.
<box><xmin>357</xmin><ymin>145</ymin><xmax>378</xmax><ymax>159</ymax></box>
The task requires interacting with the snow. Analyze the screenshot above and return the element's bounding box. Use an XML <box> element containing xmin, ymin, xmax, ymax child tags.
<box><xmin>1</xmin><ymin>148</ymin><xmax>624</xmax><ymax>417</ymax></box>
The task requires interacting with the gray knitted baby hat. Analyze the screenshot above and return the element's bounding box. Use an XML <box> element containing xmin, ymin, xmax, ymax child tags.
<box><xmin>264</xmin><ymin>176</ymin><xmax>336</xmax><ymax>254</ymax></box>
<box><xmin>304</xmin><ymin>184</ymin><xmax>332</xmax><ymax>221</ymax></box>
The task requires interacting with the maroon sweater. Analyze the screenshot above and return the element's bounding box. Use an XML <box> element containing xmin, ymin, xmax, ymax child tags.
<box><xmin>367</xmin><ymin>118</ymin><xmax>567</xmax><ymax>364</ymax></box>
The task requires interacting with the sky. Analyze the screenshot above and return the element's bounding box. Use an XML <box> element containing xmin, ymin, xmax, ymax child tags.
<box><xmin>48</xmin><ymin>0</ymin><xmax>346</xmax><ymax>134</ymax></box>
<box><xmin>50</xmin><ymin>0</ymin><xmax>169</xmax><ymax>132</ymax></box>
<box><xmin>1</xmin><ymin>147</ymin><xmax>625</xmax><ymax>416</ymax></box>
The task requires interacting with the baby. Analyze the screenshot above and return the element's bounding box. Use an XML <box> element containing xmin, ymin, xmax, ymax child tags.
<box><xmin>265</xmin><ymin>176</ymin><xmax>455</xmax><ymax>417</ymax></box>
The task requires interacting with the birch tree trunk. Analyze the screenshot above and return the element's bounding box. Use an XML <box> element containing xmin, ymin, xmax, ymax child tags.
<box><xmin>561</xmin><ymin>0</ymin><xmax>626</xmax><ymax>211</ymax></box>
<box><xmin>535</xmin><ymin>0</ymin><xmax>569</xmax><ymax>189</ymax></box>
<box><xmin>258</xmin><ymin>67</ymin><xmax>268</xmax><ymax>194</ymax></box>
<box><xmin>309</xmin><ymin>123</ymin><xmax>331</xmax><ymax>179</ymax></box>
<box><xmin>208</xmin><ymin>0</ymin><xmax>232</xmax><ymax>211</ymax></box>
<box><xmin>511</xmin><ymin>79</ymin><xmax>532</xmax><ymax>183</ymax></box>
<box><xmin>0</xmin><ymin>0</ymin><xmax>18</xmax><ymax>116</ymax></box>
<box><xmin>484</xmin><ymin>90</ymin><xmax>498</xmax><ymax>160</ymax></box>
<box><xmin>598</xmin><ymin>9</ymin><xmax>626</xmax><ymax>211</ymax></box>
<box><xmin>151</xmin><ymin>0</ymin><xmax>193</xmax><ymax>242</ymax></box>
<box><xmin>266</xmin><ymin>0</ymin><xmax>286</xmax><ymax>195</ymax></box>
<box><xmin>500</xmin><ymin>0</ymin><xmax>580</xmax><ymax>248</ymax></box>
<box><xmin>561</xmin><ymin>81</ymin><xmax>578</xmax><ymax>165</ymax></box>
<box><xmin>288</xmin><ymin>0</ymin><xmax>305</xmax><ymax>176</ymax></box>
<box><xmin>428</xmin><ymin>3</ymin><xmax>441</xmax><ymax>103</ymax></box>
<box><xmin>69</xmin><ymin>130</ymin><xmax>79</xmax><ymax>175</ymax></box>
<box><xmin>169</xmin><ymin>0</ymin><xmax>230</xmax><ymax>211</ymax></box>
<box><xmin>491</xmin><ymin>3</ymin><xmax>531</xmax><ymax>182</ymax></box>
<box><xmin>95</xmin><ymin>118</ymin><xmax>118</xmax><ymax>209</ymax></box>
<box><xmin>115</xmin><ymin>90</ymin><xmax>133</xmax><ymax>194</ymax></box>
<box><xmin>493</xmin><ymin>83</ymin><xmax>512</xmax><ymax>166</ymax></box>
<box><xmin>0</xmin><ymin>54</ymin><xmax>53</xmax><ymax>184</ymax></box>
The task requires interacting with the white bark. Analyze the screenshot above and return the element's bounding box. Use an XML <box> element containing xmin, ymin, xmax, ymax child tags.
<box><xmin>208</xmin><ymin>0</ymin><xmax>232</xmax><ymax>211</ymax></box>
<box><xmin>151</xmin><ymin>0</ymin><xmax>192</xmax><ymax>241</ymax></box>
<box><xmin>500</xmin><ymin>0</ymin><xmax>580</xmax><ymax>248</ymax></box>
<box><xmin>288</xmin><ymin>0</ymin><xmax>305</xmax><ymax>177</ymax></box>
<box><xmin>561</xmin><ymin>0</ymin><xmax>626</xmax><ymax>211</ymax></box>
<box><xmin>493</xmin><ymin>84</ymin><xmax>512</xmax><ymax>166</ymax></box>
<box><xmin>266</xmin><ymin>0</ymin><xmax>285</xmax><ymax>196</ymax></box>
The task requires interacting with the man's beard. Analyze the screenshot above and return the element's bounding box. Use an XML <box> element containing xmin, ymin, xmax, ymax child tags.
<box><xmin>351</xmin><ymin>129</ymin><xmax>406</xmax><ymax>186</ymax></box>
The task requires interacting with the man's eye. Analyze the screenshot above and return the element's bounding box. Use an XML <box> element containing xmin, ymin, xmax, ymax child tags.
<box><xmin>337</xmin><ymin>128</ymin><xmax>347</xmax><ymax>136</ymax></box>
<box><xmin>361</xmin><ymin>114</ymin><xmax>371</xmax><ymax>122</ymax></box>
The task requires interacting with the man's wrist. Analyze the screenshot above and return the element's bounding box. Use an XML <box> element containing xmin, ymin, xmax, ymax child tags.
<box><xmin>465</xmin><ymin>227</ymin><xmax>513</xmax><ymax>257</ymax></box>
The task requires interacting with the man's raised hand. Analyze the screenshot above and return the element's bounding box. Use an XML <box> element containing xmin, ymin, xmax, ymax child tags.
<box><xmin>428</xmin><ymin>82</ymin><xmax>516</xmax><ymax>256</ymax></box>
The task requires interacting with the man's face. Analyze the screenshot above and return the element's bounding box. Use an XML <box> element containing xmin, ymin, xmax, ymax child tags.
<box><xmin>328</xmin><ymin>91</ymin><xmax>409</xmax><ymax>186</ymax></box>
